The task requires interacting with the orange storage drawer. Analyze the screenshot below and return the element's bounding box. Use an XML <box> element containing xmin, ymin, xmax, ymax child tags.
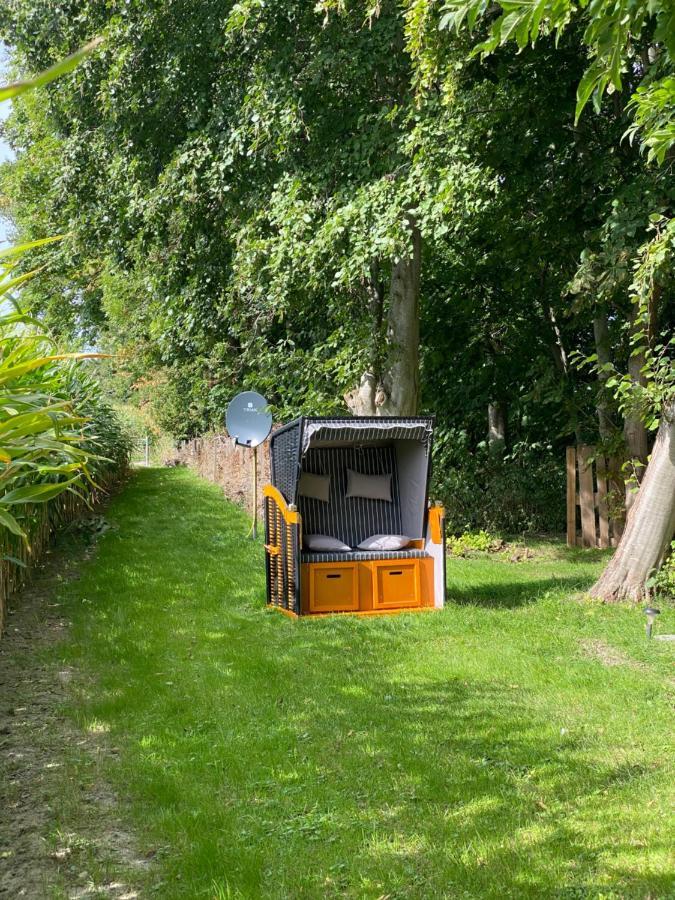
<box><xmin>372</xmin><ymin>560</ymin><xmax>420</xmax><ymax>610</ymax></box>
<box><xmin>309</xmin><ymin>563</ymin><xmax>359</xmax><ymax>613</ymax></box>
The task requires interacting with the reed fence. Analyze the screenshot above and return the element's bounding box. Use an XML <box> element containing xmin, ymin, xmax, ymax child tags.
<box><xmin>176</xmin><ymin>431</ymin><xmax>274</xmax><ymax>516</ymax></box>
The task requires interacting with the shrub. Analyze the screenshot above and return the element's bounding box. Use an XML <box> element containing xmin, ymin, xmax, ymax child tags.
<box><xmin>446</xmin><ymin>530</ymin><xmax>496</xmax><ymax>556</ymax></box>
<box><xmin>646</xmin><ymin>541</ymin><xmax>675</xmax><ymax>603</ymax></box>
<box><xmin>0</xmin><ymin>309</ymin><xmax>132</xmax><ymax>539</ymax></box>
<box><xmin>432</xmin><ymin>429</ymin><xmax>566</xmax><ymax>535</ymax></box>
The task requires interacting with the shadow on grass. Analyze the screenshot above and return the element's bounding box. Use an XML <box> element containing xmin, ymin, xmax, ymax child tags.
<box><xmin>55</xmin><ymin>468</ymin><xmax>667</xmax><ymax>899</ymax></box>
<box><xmin>446</xmin><ymin>574</ymin><xmax>596</xmax><ymax>609</ymax></box>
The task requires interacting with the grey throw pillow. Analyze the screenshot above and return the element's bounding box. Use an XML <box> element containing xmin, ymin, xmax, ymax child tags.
<box><xmin>299</xmin><ymin>472</ymin><xmax>330</xmax><ymax>502</ymax></box>
<box><xmin>304</xmin><ymin>534</ymin><xmax>351</xmax><ymax>551</ymax></box>
<box><xmin>345</xmin><ymin>469</ymin><xmax>392</xmax><ymax>502</ymax></box>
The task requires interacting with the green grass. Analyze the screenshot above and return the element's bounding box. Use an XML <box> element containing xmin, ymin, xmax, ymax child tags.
<box><xmin>52</xmin><ymin>467</ymin><xmax>674</xmax><ymax>899</ymax></box>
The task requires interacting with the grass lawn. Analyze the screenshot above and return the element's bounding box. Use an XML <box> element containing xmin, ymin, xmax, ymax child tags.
<box><xmin>49</xmin><ymin>467</ymin><xmax>673</xmax><ymax>898</ymax></box>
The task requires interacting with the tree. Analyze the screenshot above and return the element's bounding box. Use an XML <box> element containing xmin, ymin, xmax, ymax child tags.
<box><xmin>591</xmin><ymin>399</ymin><xmax>675</xmax><ymax>601</ymax></box>
<box><xmin>399</xmin><ymin>0</ymin><xmax>674</xmax><ymax>597</ymax></box>
<box><xmin>1</xmin><ymin>0</ymin><xmax>669</xmax><ymax>542</ymax></box>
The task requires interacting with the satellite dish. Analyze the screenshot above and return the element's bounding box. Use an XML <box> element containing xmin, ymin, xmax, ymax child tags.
<box><xmin>226</xmin><ymin>391</ymin><xmax>272</xmax><ymax>448</ymax></box>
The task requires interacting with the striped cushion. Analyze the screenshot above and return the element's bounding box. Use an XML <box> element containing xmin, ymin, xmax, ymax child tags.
<box><xmin>298</xmin><ymin>446</ymin><xmax>402</xmax><ymax>547</ymax></box>
<box><xmin>301</xmin><ymin>549</ymin><xmax>429</xmax><ymax>564</ymax></box>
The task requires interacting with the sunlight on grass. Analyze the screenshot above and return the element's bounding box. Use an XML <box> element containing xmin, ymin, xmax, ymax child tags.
<box><xmin>50</xmin><ymin>468</ymin><xmax>675</xmax><ymax>899</ymax></box>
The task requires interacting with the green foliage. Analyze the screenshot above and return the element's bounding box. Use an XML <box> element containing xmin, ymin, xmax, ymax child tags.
<box><xmin>0</xmin><ymin>237</ymin><xmax>130</xmax><ymax>540</ymax></box>
<box><xmin>626</xmin><ymin>75</ymin><xmax>675</xmax><ymax>165</ymax></box>
<box><xmin>0</xmin><ymin>37</ymin><xmax>131</xmax><ymax>542</ymax></box>
<box><xmin>422</xmin><ymin>0</ymin><xmax>675</xmax><ymax>162</ymax></box>
<box><xmin>0</xmin><ymin>0</ymin><xmax>672</xmax><ymax>544</ymax></box>
<box><xmin>0</xmin><ymin>37</ymin><xmax>103</xmax><ymax>103</ymax></box>
<box><xmin>446</xmin><ymin>528</ymin><xmax>495</xmax><ymax>555</ymax></box>
<box><xmin>0</xmin><ymin>310</ymin><xmax>90</xmax><ymax>537</ymax></box>
<box><xmin>434</xmin><ymin>430</ymin><xmax>566</xmax><ymax>534</ymax></box>
<box><xmin>0</xmin><ymin>307</ymin><xmax>132</xmax><ymax>538</ymax></box>
<box><xmin>646</xmin><ymin>540</ymin><xmax>675</xmax><ymax>601</ymax></box>
<box><xmin>580</xmin><ymin>213</ymin><xmax>675</xmax><ymax>432</ymax></box>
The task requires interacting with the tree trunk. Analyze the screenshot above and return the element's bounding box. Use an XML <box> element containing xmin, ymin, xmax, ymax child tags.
<box><xmin>488</xmin><ymin>401</ymin><xmax>507</xmax><ymax>453</ymax></box>
<box><xmin>345</xmin><ymin>372</ymin><xmax>377</xmax><ymax>416</ymax></box>
<box><xmin>590</xmin><ymin>400</ymin><xmax>675</xmax><ymax>603</ymax></box>
<box><xmin>623</xmin><ymin>302</ymin><xmax>649</xmax><ymax>511</ymax></box>
<box><xmin>623</xmin><ymin>345</ymin><xmax>649</xmax><ymax>462</ymax></box>
<box><xmin>345</xmin><ymin>264</ymin><xmax>386</xmax><ymax>416</ymax></box>
<box><xmin>547</xmin><ymin>304</ymin><xmax>569</xmax><ymax>375</ymax></box>
<box><xmin>546</xmin><ymin>302</ymin><xmax>582</xmax><ymax>444</ymax></box>
<box><xmin>593</xmin><ymin>312</ymin><xmax>615</xmax><ymax>441</ymax></box>
<box><xmin>347</xmin><ymin>222</ymin><xmax>421</xmax><ymax>417</ymax></box>
<box><xmin>378</xmin><ymin>220</ymin><xmax>421</xmax><ymax>416</ymax></box>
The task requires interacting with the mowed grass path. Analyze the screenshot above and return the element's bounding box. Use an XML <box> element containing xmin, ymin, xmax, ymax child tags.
<box><xmin>53</xmin><ymin>468</ymin><xmax>673</xmax><ymax>899</ymax></box>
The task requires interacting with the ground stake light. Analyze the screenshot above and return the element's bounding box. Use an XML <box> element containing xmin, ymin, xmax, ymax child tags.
<box><xmin>644</xmin><ymin>606</ymin><xmax>660</xmax><ymax>639</ymax></box>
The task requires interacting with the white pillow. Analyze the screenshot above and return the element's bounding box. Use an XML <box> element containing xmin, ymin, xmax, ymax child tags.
<box><xmin>304</xmin><ymin>534</ymin><xmax>351</xmax><ymax>551</ymax></box>
<box><xmin>346</xmin><ymin>469</ymin><xmax>392</xmax><ymax>502</ymax></box>
<box><xmin>357</xmin><ymin>534</ymin><xmax>412</xmax><ymax>551</ymax></box>
<box><xmin>299</xmin><ymin>472</ymin><xmax>330</xmax><ymax>502</ymax></box>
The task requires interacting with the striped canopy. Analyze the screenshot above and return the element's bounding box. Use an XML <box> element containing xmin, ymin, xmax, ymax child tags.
<box><xmin>300</xmin><ymin>417</ymin><xmax>433</xmax><ymax>454</ymax></box>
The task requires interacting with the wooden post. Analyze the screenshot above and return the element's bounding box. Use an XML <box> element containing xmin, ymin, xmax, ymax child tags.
<box><xmin>251</xmin><ymin>445</ymin><xmax>258</xmax><ymax>540</ymax></box>
<box><xmin>144</xmin><ymin>435</ymin><xmax>150</xmax><ymax>467</ymax></box>
<box><xmin>566</xmin><ymin>447</ymin><xmax>577</xmax><ymax>547</ymax></box>
<box><xmin>577</xmin><ymin>445</ymin><xmax>597</xmax><ymax>548</ymax></box>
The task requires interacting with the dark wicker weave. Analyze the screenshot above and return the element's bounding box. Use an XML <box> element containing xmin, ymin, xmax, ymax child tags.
<box><xmin>264</xmin><ymin>492</ymin><xmax>300</xmax><ymax>614</ymax></box>
<box><xmin>270</xmin><ymin>421</ymin><xmax>302</xmax><ymax>503</ymax></box>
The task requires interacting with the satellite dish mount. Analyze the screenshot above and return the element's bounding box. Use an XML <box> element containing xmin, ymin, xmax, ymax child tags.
<box><xmin>225</xmin><ymin>391</ymin><xmax>272</xmax><ymax>539</ymax></box>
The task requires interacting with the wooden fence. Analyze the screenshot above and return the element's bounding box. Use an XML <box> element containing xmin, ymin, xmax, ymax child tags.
<box><xmin>566</xmin><ymin>446</ymin><xmax>625</xmax><ymax>549</ymax></box>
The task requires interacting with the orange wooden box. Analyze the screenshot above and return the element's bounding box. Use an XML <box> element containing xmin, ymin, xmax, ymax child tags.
<box><xmin>300</xmin><ymin>557</ymin><xmax>434</xmax><ymax>615</ymax></box>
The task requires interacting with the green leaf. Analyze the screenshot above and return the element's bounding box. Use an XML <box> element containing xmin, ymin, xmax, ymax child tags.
<box><xmin>2</xmin><ymin>554</ymin><xmax>27</xmax><ymax>567</ymax></box>
<box><xmin>0</xmin><ymin>477</ymin><xmax>80</xmax><ymax>505</ymax></box>
<box><xmin>575</xmin><ymin>64</ymin><xmax>601</xmax><ymax>123</ymax></box>
<box><xmin>0</xmin><ymin>507</ymin><xmax>25</xmax><ymax>536</ymax></box>
<box><xmin>0</xmin><ymin>235</ymin><xmax>64</xmax><ymax>261</ymax></box>
<box><xmin>0</xmin><ymin>38</ymin><xmax>103</xmax><ymax>103</ymax></box>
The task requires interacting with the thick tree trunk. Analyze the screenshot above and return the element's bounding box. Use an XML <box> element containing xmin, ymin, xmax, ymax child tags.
<box><xmin>345</xmin><ymin>264</ymin><xmax>386</xmax><ymax>416</ymax></box>
<box><xmin>488</xmin><ymin>400</ymin><xmax>507</xmax><ymax>453</ymax></box>
<box><xmin>378</xmin><ymin>221</ymin><xmax>421</xmax><ymax>416</ymax></box>
<box><xmin>593</xmin><ymin>312</ymin><xmax>615</xmax><ymax>441</ymax></box>
<box><xmin>590</xmin><ymin>400</ymin><xmax>675</xmax><ymax>603</ymax></box>
<box><xmin>347</xmin><ymin>222</ymin><xmax>421</xmax><ymax>417</ymax></box>
<box><xmin>623</xmin><ymin>346</ymin><xmax>649</xmax><ymax>463</ymax></box>
<box><xmin>345</xmin><ymin>372</ymin><xmax>377</xmax><ymax>416</ymax></box>
<box><xmin>623</xmin><ymin>302</ymin><xmax>649</xmax><ymax>511</ymax></box>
